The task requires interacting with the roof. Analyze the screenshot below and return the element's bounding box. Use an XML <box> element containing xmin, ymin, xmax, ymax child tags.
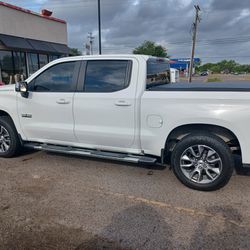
<box><xmin>0</xmin><ymin>1</ymin><xmax>66</xmax><ymax>24</ymax></box>
<box><xmin>64</xmin><ymin>54</ymin><xmax>152</xmax><ymax>60</ymax></box>
<box><xmin>67</xmin><ymin>54</ymin><xmax>170</xmax><ymax>61</ymax></box>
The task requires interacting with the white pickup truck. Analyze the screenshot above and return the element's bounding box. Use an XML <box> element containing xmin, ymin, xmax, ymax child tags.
<box><xmin>0</xmin><ymin>54</ymin><xmax>249</xmax><ymax>191</ymax></box>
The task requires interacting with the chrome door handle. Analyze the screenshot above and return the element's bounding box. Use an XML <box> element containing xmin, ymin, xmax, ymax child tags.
<box><xmin>115</xmin><ymin>100</ymin><xmax>131</xmax><ymax>106</ymax></box>
<box><xmin>56</xmin><ymin>99</ymin><xmax>70</xmax><ymax>104</ymax></box>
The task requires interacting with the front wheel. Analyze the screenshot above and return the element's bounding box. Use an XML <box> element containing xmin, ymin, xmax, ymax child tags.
<box><xmin>0</xmin><ymin>116</ymin><xmax>21</xmax><ymax>158</ymax></box>
<box><xmin>171</xmin><ymin>133</ymin><xmax>234</xmax><ymax>191</ymax></box>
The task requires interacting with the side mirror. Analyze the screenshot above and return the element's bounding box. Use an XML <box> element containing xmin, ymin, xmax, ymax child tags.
<box><xmin>15</xmin><ymin>81</ymin><xmax>29</xmax><ymax>98</ymax></box>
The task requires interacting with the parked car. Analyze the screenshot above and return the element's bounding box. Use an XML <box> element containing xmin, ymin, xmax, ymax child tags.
<box><xmin>0</xmin><ymin>55</ymin><xmax>249</xmax><ymax>191</ymax></box>
<box><xmin>200</xmin><ymin>71</ymin><xmax>208</xmax><ymax>76</ymax></box>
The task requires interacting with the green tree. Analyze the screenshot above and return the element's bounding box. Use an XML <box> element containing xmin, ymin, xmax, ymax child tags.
<box><xmin>133</xmin><ymin>41</ymin><xmax>168</xmax><ymax>57</ymax></box>
<box><xmin>197</xmin><ymin>60</ymin><xmax>249</xmax><ymax>73</ymax></box>
<box><xmin>69</xmin><ymin>48</ymin><xmax>82</xmax><ymax>56</ymax></box>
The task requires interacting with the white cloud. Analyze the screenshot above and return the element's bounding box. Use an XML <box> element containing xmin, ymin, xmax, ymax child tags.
<box><xmin>228</xmin><ymin>8</ymin><xmax>250</xmax><ymax>26</ymax></box>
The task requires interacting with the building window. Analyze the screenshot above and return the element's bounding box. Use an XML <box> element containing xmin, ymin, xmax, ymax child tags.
<box><xmin>13</xmin><ymin>51</ymin><xmax>27</xmax><ymax>81</ymax></box>
<box><xmin>27</xmin><ymin>53</ymin><xmax>39</xmax><ymax>76</ymax></box>
<box><xmin>0</xmin><ymin>50</ymin><xmax>14</xmax><ymax>85</ymax></box>
<box><xmin>49</xmin><ymin>54</ymin><xmax>60</xmax><ymax>62</ymax></box>
<box><xmin>39</xmin><ymin>54</ymin><xmax>48</xmax><ymax>68</ymax></box>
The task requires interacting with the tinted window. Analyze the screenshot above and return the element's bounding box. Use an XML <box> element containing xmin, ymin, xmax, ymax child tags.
<box><xmin>32</xmin><ymin>61</ymin><xmax>76</xmax><ymax>92</ymax></box>
<box><xmin>84</xmin><ymin>60</ymin><xmax>131</xmax><ymax>92</ymax></box>
<box><xmin>147</xmin><ymin>59</ymin><xmax>170</xmax><ymax>89</ymax></box>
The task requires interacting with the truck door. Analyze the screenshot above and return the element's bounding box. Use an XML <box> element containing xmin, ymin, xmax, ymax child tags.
<box><xmin>17</xmin><ymin>61</ymin><xmax>80</xmax><ymax>143</ymax></box>
<box><xmin>73</xmin><ymin>59</ymin><xmax>138</xmax><ymax>149</ymax></box>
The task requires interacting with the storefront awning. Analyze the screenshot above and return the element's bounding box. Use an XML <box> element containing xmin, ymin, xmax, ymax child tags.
<box><xmin>0</xmin><ymin>33</ymin><xmax>69</xmax><ymax>54</ymax></box>
<box><xmin>27</xmin><ymin>39</ymin><xmax>58</xmax><ymax>53</ymax></box>
<box><xmin>51</xmin><ymin>43</ymin><xmax>69</xmax><ymax>54</ymax></box>
<box><xmin>0</xmin><ymin>34</ymin><xmax>33</xmax><ymax>50</ymax></box>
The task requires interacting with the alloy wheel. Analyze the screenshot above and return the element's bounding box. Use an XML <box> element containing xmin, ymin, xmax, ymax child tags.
<box><xmin>180</xmin><ymin>144</ymin><xmax>223</xmax><ymax>184</ymax></box>
<box><xmin>0</xmin><ymin>125</ymin><xmax>10</xmax><ymax>153</ymax></box>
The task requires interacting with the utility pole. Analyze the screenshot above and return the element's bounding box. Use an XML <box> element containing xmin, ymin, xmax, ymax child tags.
<box><xmin>188</xmin><ymin>5</ymin><xmax>201</xmax><ymax>83</ymax></box>
<box><xmin>88</xmin><ymin>32</ymin><xmax>95</xmax><ymax>55</ymax></box>
<box><xmin>85</xmin><ymin>43</ymin><xmax>90</xmax><ymax>55</ymax></box>
<box><xmin>98</xmin><ymin>0</ymin><xmax>102</xmax><ymax>55</ymax></box>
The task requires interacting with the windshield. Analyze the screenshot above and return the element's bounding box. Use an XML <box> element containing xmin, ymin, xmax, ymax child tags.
<box><xmin>146</xmin><ymin>58</ymin><xmax>170</xmax><ymax>89</ymax></box>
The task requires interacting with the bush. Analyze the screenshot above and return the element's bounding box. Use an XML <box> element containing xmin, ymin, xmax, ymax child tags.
<box><xmin>207</xmin><ymin>77</ymin><xmax>222</xmax><ymax>82</ymax></box>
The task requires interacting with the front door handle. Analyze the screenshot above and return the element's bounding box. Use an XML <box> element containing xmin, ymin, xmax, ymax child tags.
<box><xmin>56</xmin><ymin>99</ymin><xmax>70</xmax><ymax>104</ymax></box>
<box><xmin>115</xmin><ymin>100</ymin><xmax>131</xmax><ymax>106</ymax></box>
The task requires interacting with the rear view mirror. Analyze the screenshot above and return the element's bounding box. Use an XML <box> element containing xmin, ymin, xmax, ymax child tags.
<box><xmin>15</xmin><ymin>81</ymin><xmax>29</xmax><ymax>98</ymax></box>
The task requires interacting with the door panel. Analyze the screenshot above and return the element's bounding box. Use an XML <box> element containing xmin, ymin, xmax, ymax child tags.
<box><xmin>18</xmin><ymin>60</ymin><xmax>80</xmax><ymax>143</ymax></box>
<box><xmin>18</xmin><ymin>92</ymin><xmax>75</xmax><ymax>142</ymax></box>
<box><xmin>74</xmin><ymin>59</ymin><xmax>138</xmax><ymax>149</ymax></box>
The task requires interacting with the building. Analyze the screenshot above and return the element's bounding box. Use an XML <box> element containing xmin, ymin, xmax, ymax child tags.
<box><xmin>0</xmin><ymin>1</ymin><xmax>69</xmax><ymax>85</ymax></box>
<box><xmin>169</xmin><ymin>58</ymin><xmax>201</xmax><ymax>75</ymax></box>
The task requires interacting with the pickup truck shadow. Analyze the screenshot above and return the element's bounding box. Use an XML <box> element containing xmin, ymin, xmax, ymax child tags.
<box><xmin>75</xmin><ymin>204</ymin><xmax>174</xmax><ymax>250</ymax></box>
<box><xmin>1</xmin><ymin>204</ymin><xmax>174</xmax><ymax>250</ymax></box>
<box><xmin>189</xmin><ymin>205</ymin><xmax>250</xmax><ymax>249</ymax></box>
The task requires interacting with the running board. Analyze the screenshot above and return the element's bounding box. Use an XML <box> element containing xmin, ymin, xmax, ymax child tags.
<box><xmin>24</xmin><ymin>143</ymin><xmax>158</xmax><ymax>164</ymax></box>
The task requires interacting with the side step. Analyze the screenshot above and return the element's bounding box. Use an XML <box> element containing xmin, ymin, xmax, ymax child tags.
<box><xmin>24</xmin><ymin>143</ymin><xmax>158</xmax><ymax>164</ymax></box>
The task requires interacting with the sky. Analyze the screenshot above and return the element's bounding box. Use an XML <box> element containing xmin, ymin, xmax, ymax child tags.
<box><xmin>5</xmin><ymin>0</ymin><xmax>250</xmax><ymax>64</ymax></box>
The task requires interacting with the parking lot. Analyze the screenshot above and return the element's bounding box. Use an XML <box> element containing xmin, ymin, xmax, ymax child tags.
<box><xmin>0</xmin><ymin>150</ymin><xmax>250</xmax><ymax>250</ymax></box>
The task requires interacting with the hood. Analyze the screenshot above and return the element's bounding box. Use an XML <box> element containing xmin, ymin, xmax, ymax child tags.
<box><xmin>0</xmin><ymin>84</ymin><xmax>15</xmax><ymax>92</ymax></box>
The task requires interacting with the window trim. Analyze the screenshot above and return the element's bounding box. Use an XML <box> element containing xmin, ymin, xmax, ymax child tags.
<box><xmin>29</xmin><ymin>60</ymin><xmax>81</xmax><ymax>93</ymax></box>
<box><xmin>77</xmin><ymin>59</ymin><xmax>133</xmax><ymax>93</ymax></box>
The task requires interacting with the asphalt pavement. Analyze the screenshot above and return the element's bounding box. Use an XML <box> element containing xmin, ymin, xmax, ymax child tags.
<box><xmin>0</xmin><ymin>150</ymin><xmax>250</xmax><ymax>250</ymax></box>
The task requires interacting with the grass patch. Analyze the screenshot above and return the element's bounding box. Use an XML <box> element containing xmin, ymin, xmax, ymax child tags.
<box><xmin>207</xmin><ymin>77</ymin><xmax>222</xmax><ymax>82</ymax></box>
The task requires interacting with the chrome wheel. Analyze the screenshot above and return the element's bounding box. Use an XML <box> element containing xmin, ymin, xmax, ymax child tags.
<box><xmin>0</xmin><ymin>125</ymin><xmax>10</xmax><ymax>153</ymax></box>
<box><xmin>180</xmin><ymin>145</ymin><xmax>222</xmax><ymax>184</ymax></box>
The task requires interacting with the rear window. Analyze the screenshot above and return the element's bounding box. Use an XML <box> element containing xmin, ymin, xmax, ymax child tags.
<box><xmin>146</xmin><ymin>59</ymin><xmax>171</xmax><ymax>89</ymax></box>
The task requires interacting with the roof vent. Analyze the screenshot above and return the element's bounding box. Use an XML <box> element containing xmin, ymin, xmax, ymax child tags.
<box><xmin>41</xmin><ymin>9</ymin><xmax>53</xmax><ymax>17</ymax></box>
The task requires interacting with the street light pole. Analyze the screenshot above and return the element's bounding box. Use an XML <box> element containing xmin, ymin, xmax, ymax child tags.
<box><xmin>98</xmin><ymin>0</ymin><xmax>102</xmax><ymax>55</ymax></box>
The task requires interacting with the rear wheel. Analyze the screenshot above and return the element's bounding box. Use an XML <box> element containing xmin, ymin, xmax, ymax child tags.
<box><xmin>171</xmin><ymin>133</ymin><xmax>234</xmax><ymax>191</ymax></box>
<box><xmin>0</xmin><ymin>116</ymin><xmax>21</xmax><ymax>158</ymax></box>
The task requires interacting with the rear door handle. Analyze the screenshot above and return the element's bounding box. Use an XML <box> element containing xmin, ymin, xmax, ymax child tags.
<box><xmin>115</xmin><ymin>100</ymin><xmax>131</xmax><ymax>106</ymax></box>
<box><xmin>56</xmin><ymin>99</ymin><xmax>70</xmax><ymax>104</ymax></box>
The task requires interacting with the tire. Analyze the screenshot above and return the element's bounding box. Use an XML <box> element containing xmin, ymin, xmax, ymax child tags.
<box><xmin>171</xmin><ymin>133</ymin><xmax>234</xmax><ymax>191</ymax></box>
<box><xmin>0</xmin><ymin>116</ymin><xmax>21</xmax><ymax>158</ymax></box>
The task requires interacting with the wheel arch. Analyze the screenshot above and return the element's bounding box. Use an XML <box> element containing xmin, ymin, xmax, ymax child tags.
<box><xmin>0</xmin><ymin>109</ymin><xmax>23</xmax><ymax>142</ymax></box>
<box><xmin>164</xmin><ymin>124</ymin><xmax>241</xmax><ymax>160</ymax></box>
<box><xmin>0</xmin><ymin>109</ymin><xmax>15</xmax><ymax>124</ymax></box>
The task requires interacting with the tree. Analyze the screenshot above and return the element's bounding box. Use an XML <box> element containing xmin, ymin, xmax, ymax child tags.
<box><xmin>197</xmin><ymin>60</ymin><xmax>250</xmax><ymax>73</ymax></box>
<box><xmin>69</xmin><ymin>48</ymin><xmax>82</xmax><ymax>56</ymax></box>
<box><xmin>133</xmin><ymin>41</ymin><xmax>168</xmax><ymax>57</ymax></box>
